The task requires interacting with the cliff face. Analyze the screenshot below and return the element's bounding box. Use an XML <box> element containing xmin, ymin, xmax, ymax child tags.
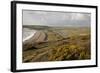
<box><xmin>23</xmin><ymin>31</ymin><xmax>46</xmax><ymax>51</ymax></box>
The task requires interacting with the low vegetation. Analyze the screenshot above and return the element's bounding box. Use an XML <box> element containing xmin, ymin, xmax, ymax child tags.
<box><xmin>23</xmin><ymin>26</ymin><xmax>91</xmax><ymax>63</ymax></box>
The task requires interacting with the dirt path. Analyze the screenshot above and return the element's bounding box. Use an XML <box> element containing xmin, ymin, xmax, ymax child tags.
<box><xmin>31</xmin><ymin>51</ymin><xmax>49</xmax><ymax>62</ymax></box>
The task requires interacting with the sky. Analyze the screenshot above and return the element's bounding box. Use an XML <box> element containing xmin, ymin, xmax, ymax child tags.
<box><xmin>23</xmin><ymin>10</ymin><xmax>91</xmax><ymax>27</ymax></box>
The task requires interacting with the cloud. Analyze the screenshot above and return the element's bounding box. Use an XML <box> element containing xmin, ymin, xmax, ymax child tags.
<box><xmin>23</xmin><ymin>10</ymin><xmax>91</xmax><ymax>27</ymax></box>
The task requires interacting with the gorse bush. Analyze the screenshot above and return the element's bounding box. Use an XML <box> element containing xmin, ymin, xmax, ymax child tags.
<box><xmin>47</xmin><ymin>34</ymin><xmax>90</xmax><ymax>61</ymax></box>
<box><xmin>23</xmin><ymin>27</ymin><xmax>91</xmax><ymax>62</ymax></box>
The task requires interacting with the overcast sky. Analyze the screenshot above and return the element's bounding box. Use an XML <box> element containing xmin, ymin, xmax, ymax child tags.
<box><xmin>23</xmin><ymin>10</ymin><xmax>91</xmax><ymax>27</ymax></box>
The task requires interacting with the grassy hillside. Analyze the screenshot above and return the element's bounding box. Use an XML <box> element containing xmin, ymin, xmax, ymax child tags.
<box><xmin>23</xmin><ymin>25</ymin><xmax>91</xmax><ymax>62</ymax></box>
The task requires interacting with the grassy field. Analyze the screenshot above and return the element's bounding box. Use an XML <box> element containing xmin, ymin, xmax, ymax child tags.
<box><xmin>23</xmin><ymin>25</ymin><xmax>91</xmax><ymax>63</ymax></box>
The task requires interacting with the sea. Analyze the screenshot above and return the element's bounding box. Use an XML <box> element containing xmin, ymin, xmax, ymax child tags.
<box><xmin>23</xmin><ymin>28</ymin><xmax>36</xmax><ymax>42</ymax></box>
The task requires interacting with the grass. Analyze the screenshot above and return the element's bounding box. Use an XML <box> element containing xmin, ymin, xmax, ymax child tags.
<box><xmin>23</xmin><ymin>26</ymin><xmax>91</xmax><ymax>63</ymax></box>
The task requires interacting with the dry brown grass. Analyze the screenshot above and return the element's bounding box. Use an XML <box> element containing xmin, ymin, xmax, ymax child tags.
<box><xmin>23</xmin><ymin>27</ymin><xmax>91</xmax><ymax>63</ymax></box>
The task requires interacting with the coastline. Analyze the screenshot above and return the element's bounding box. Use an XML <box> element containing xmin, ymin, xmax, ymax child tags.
<box><xmin>23</xmin><ymin>30</ymin><xmax>46</xmax><ymax>50</ymax></box>
<box><xmin>23</xmin><ymin>30</ymin><xmax>37</xmax><ymax>42</ymax></box>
